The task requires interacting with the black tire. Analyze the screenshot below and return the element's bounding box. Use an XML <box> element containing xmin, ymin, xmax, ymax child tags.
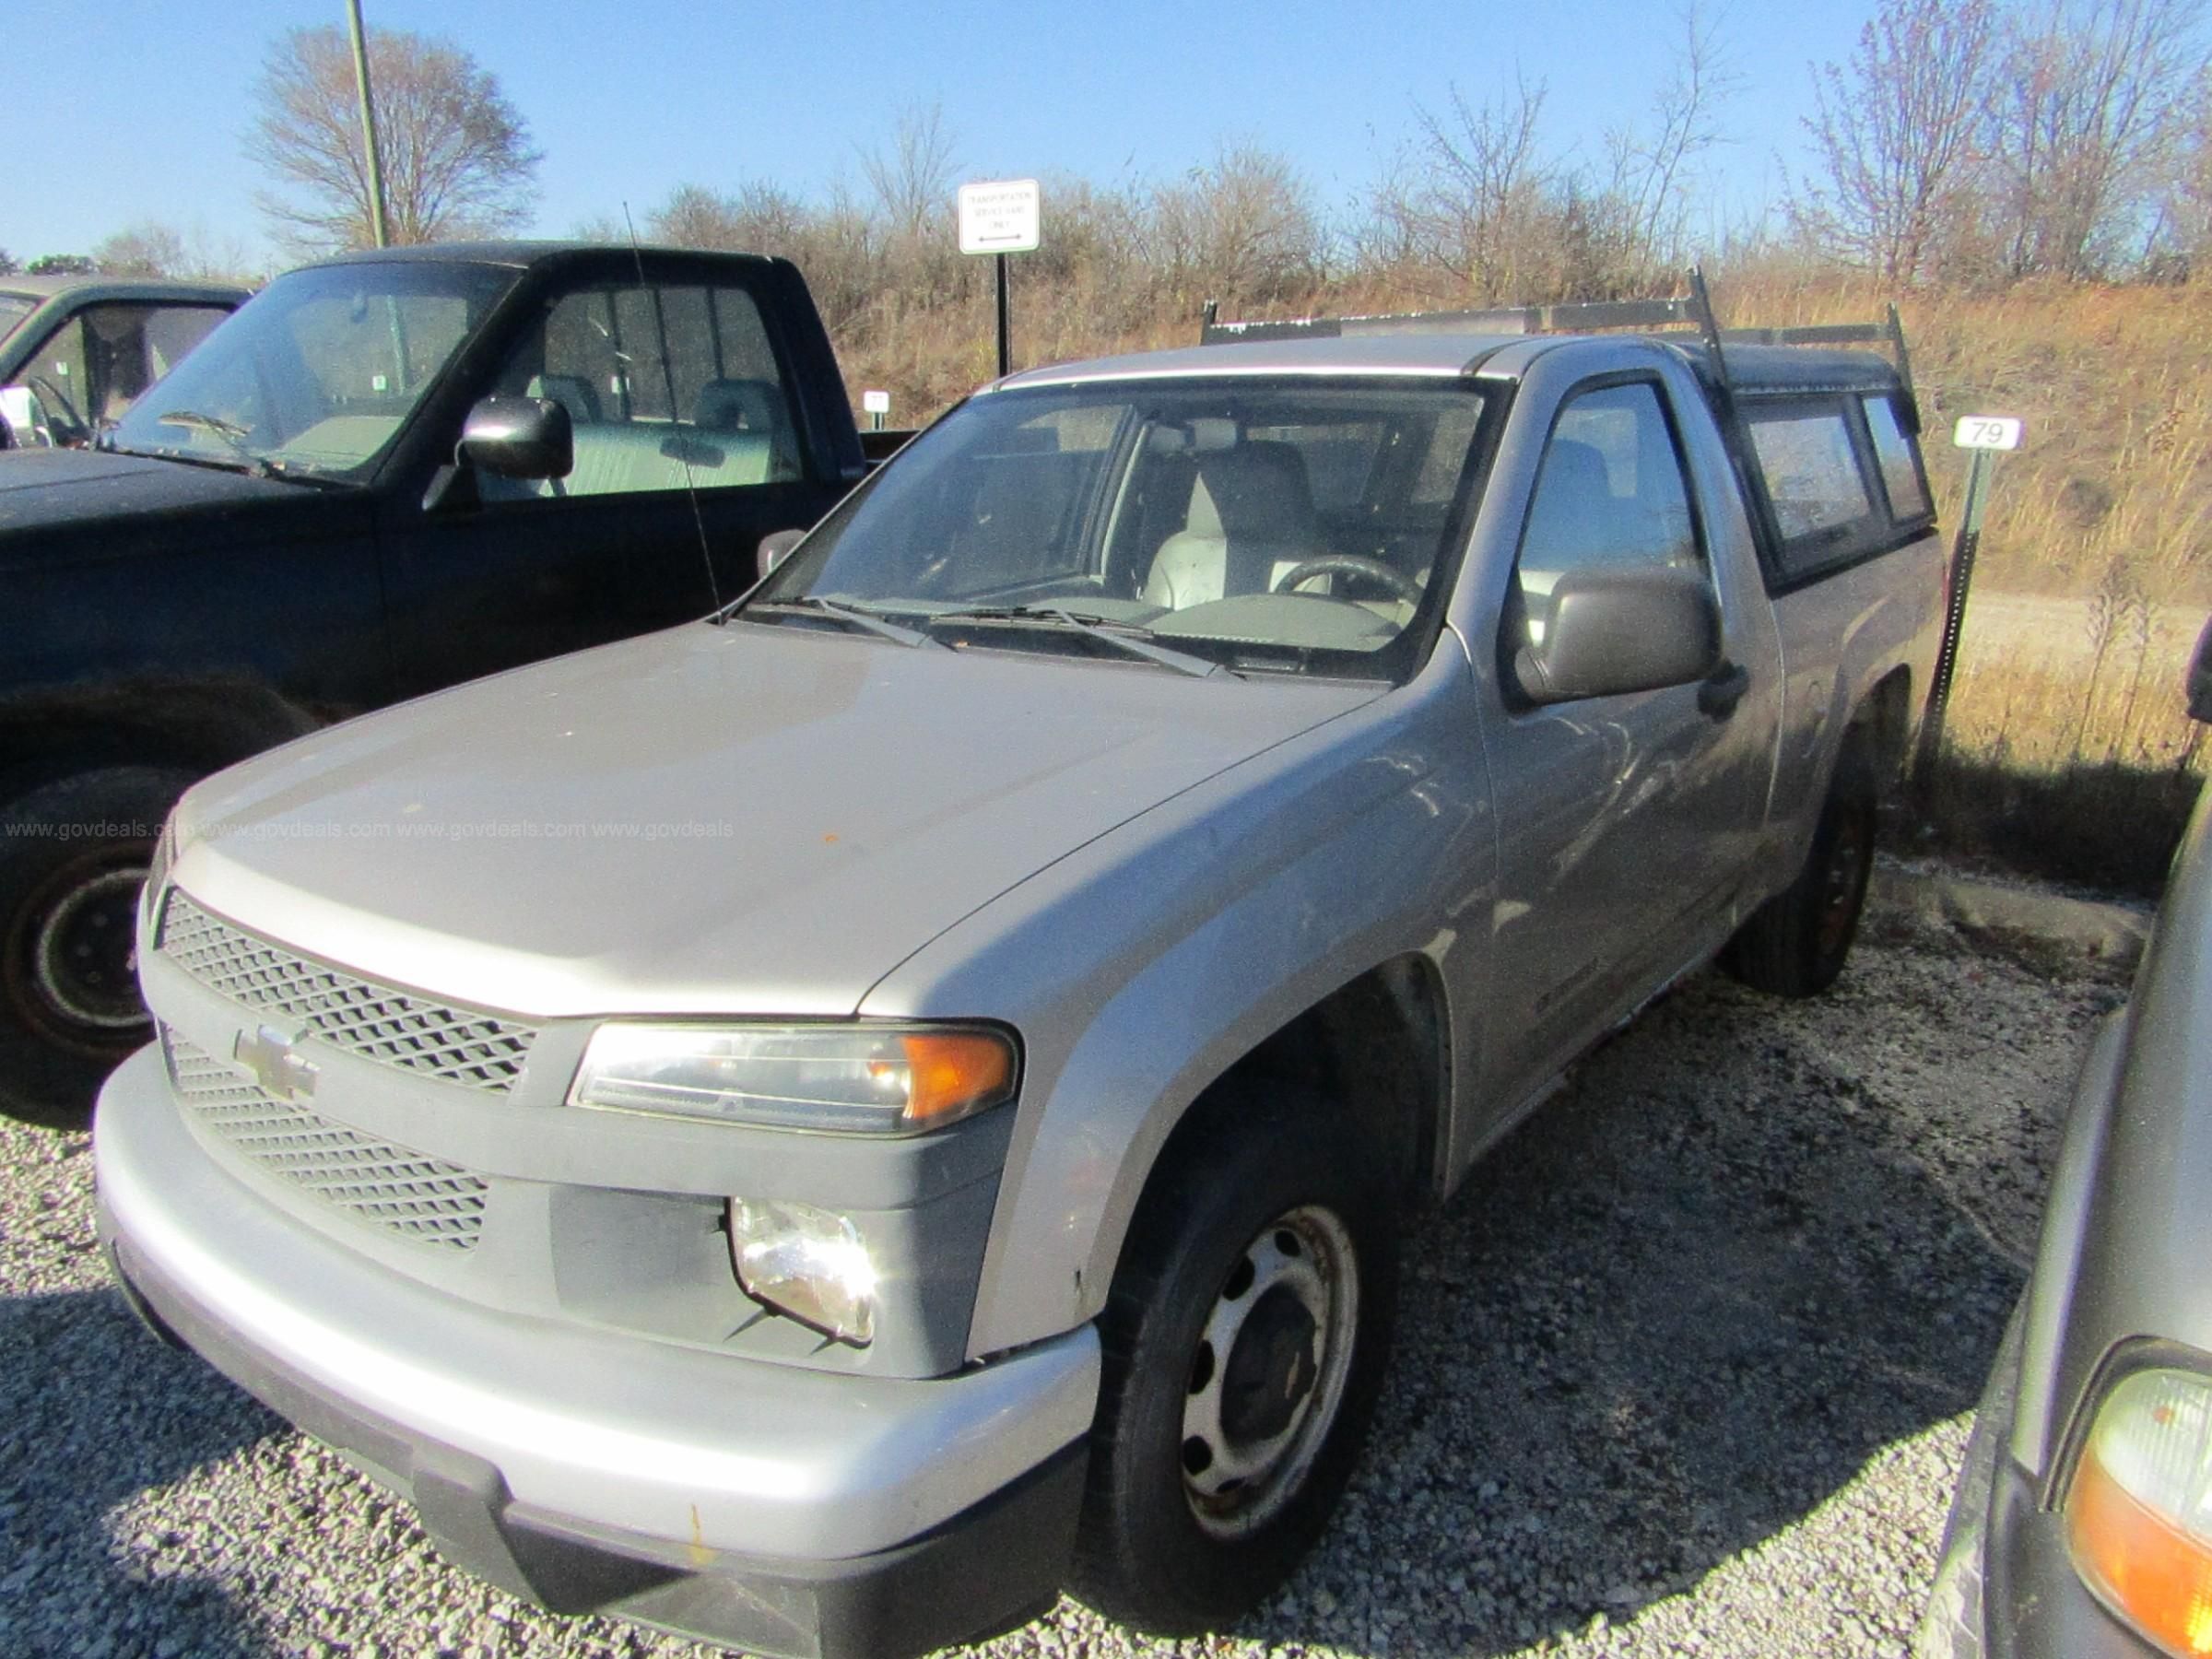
<box><xmin>1070</xmin><ymin>1081</ymin><xmax>1399</xmax><ymax>1634</ymax></box>
<box><xmin>0</xmin><ymin>767</ymin><xmax>192</xmax><ymax>1127</ymax></box>
<box><xmin>1723</xmin><ymin>734</ymin><xmax>1878</xmax><ymax>997</ymax></box>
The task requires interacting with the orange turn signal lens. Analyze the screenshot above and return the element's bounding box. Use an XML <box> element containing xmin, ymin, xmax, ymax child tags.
<box><xmin>895</xmin><ymin>1031</ymin><xmax>1017</xmax><ymax>1126</ymax></box>
<box><xmin>2066</xmin><ymin>1368</ymin><xmax>2212</xmax><ymax>1657</ymax></box>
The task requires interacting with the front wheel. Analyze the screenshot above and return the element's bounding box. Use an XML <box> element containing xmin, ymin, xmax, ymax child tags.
<box><xmin>1071</xmin><ymin>1083</ymin><xmax>1399</xmax><ymax>1633</ymax></box>
<box><xmin>0</xmin><ymin>767</ymin><xmax>192</xmax><ymax>1126</ymax></box>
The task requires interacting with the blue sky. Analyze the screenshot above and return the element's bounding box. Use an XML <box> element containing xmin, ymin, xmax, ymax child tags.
<box><xmin>7</xmin><ymin>0</ymin><xmax>1888</xmax><ymax>269</ymax></box>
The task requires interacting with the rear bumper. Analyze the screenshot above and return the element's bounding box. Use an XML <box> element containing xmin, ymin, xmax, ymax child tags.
<box><xmin>95</xmin><ymin>1042</ymin><xmax>1098</xmax><ymax>1658</ymax></box>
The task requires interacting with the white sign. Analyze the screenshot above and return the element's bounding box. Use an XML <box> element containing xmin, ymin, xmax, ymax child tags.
<box><xmin>862</xmin><ymin>390</ymin><xmax>891</xmax><ymax>415</ymax></box>
<box><xmin>959</xmin><ymin>179</ymin><xmax>1041</xmax><ymax>254</ymax></box>
<box><xmin>1953</xmin><ymin>416</ymin><xmax>2024</xmax><ymax>452</ymax></box>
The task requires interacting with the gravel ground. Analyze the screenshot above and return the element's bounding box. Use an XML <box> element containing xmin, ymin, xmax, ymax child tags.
<box><xmin>0</xmin><ymin>886</ymin><xmax>2130</xmax><ymax>1659</ymax></box>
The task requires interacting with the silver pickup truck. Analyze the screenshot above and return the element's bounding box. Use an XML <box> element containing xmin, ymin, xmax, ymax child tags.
<box><xmin>95</xmin><ymin>300</ymin><xmax>1946</xmax><ymax>1658</ymax></box>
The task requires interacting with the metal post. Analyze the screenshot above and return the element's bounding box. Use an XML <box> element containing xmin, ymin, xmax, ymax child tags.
<box><xmin>347</xmin><ymin>0</ymin><xmax>392</xmax><ymax>248</ymax></box>
<box><xmin>1915</xmin><ymin>447</ymin><xmax>1996</xmax><ymax>790</ymax></box>
<box><xmin>994</xmin><ymin>253</ymin><xmax>1011</xmax><ymax>379</ymax></box>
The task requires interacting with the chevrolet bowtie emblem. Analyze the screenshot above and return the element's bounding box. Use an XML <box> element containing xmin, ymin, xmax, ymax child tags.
<box><xmin>234</xmin><ymin>1024</ymin><xmax>319</xmax><ymax>1103</ymax></box>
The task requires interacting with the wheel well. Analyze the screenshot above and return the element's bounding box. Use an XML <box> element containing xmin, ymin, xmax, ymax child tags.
<box><xmin>1856</xmin><ymin>667</ymin><xmax>1913</xmax><ymax>785</ymax></box>
<box><xmin>1171</xmin><ymin>956</ymin><xmax>1449</xmax><ymax>1207</ymax></box>
<box><xmin>0</xmin><ymin>680</ymin><xmax>320</xmax><ymax>803</ymax></box>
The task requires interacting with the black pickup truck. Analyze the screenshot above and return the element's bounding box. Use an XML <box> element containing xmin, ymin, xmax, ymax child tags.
<box><xmin>0</xmin><ymin>241</ymin><xmax>869</xmax><ymax>1124</ymax></box>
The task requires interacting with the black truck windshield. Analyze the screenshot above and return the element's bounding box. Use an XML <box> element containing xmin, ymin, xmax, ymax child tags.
<box><xmin>110</xmin><ymin>261</ymin><xmax>517</xmax><ymax>480</ymax></box>
<box><xmin>746</xmin><ymin>378</ymin><xmax>1489</xmax><ymax>680</ymax></box>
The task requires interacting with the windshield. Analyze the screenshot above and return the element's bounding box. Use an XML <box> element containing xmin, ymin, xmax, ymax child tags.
<box><xmin>108</xmin><ymin>261</ymin><xmax>517</xmax><ymax>480</ymax></box>
<box><xmin>746</xmin><ymin>378</ymin><xmax>1489</xmax><ymax>680</ymax></box>
<box><xmin>0</xmin><ymin>292</ymin><xmax>33</xmax><ymax>343</ymax></box>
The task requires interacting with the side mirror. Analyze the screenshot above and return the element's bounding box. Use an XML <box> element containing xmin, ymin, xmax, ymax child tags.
<box><xmin>458</xmin><ymin>395</ymin><xmax>571</xmax><ymax>481</ymax></box>
<box><xmin>2188</xmin><ymin>616</ymin><xmax>2212</xmax><ymax>724</ymax></box>
<box><xmin>1512</xmin><ymin>564</ymin><xmax>1722</xmax><ymax>705</ymax></box>
<box><xmin>758</xmin><ymin>528</ymin><xmax>806</xmax><ymax>581</ymax></box>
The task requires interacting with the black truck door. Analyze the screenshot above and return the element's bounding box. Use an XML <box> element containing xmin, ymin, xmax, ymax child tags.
<box><xmin>382</xmin><ymin>264</ymin><xmax>838</xmax><ymax>697</ymax></box>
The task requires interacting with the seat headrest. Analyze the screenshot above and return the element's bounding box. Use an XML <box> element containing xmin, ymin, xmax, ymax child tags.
<box><xmin>526</xmin><ymin>373</ymin><xmax>600</xmax><ymax>426</ymax></box>
<box><xmin>1188</xmin><ymin>441</ymin><xmax>1318</xmax><ymax>542</ymax></box>
<box><xmin>697</xmin><ymin>378</ymin><xmax>783</xmax><ymax>432</ymax></box>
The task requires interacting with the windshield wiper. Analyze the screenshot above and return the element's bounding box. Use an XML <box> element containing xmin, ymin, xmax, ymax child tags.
<box><xmin>927</xmin><ymin>606</ymin><xmax>1224</xmax><ymax>678</ymax></box>
<box><xmin>151</xmin><ymin>409</ymin><xmax>272</xmax><ymax>476</ymax></box>
<box><xmin>747</xmin><ymin>595</ymin><xmax>947</xmax><ymax>650</ymax></box>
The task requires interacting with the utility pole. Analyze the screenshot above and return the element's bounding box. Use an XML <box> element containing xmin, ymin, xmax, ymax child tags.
<box><xmin>346</xmin><ymin>0</ymin><xmax>392</xmax><ymax>248</ymax></box>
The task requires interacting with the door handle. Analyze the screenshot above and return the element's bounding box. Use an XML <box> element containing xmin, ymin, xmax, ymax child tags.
<box><xmin>1698</xmin><ymin>659</ymin><xmax>1751</xmax><ymax>720</ymax></box>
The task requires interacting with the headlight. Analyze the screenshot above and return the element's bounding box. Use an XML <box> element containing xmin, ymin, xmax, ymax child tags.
<box><xmin>569</xmin><ymin>1022</ymin><xmax>1017</xmax><ymax>1135</ymax></box>
<box><xmin>141</xmin><ymin>818</ymin><xmax>177</xmax><ymax>930</ymax></box>
<box><xmin>2065</xmin><ymin>1365</ymin><xmax>2212</xmax><ymax>1657</ymax></box>
<box><xmin>729</xmin><ymin>1197</ymin><xmax>876</xmax><ymax>1344</ymax></box>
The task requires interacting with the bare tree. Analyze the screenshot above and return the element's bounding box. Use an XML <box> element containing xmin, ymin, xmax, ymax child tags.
<box><xmin>1606</xmin><ymin>3</ymin><xmax>1745</xmax><ymax>276</ymax></box>
<box><xmin>0</xmin><ymin>250</ymin><xmax>16</xmax><ymax>277</ymax></box>
<box><xmin>1793</xmin><ymin>0</ymin><xmax>2000</xmax><ymax>284</ymax></box>
<box><xmin>2163</xmin><ymin>65</ymin><xmax>2212</xmax><ymax>267</ymax></box>
<box><xmin>1991</xmin><ymin>0</ymin><xmax>2207</xmax><ymax>277</ymax></box>
<box><xmin>860</xmin><ymin>102</ymin><xmax>959</xmax><ymax>241</ymax></box>
<box><xmin>1372</xmin><ymin>76</ymin><xmax>1553</xmax><ymax>299</ymax></box>
<box><xmin>93</xmin><ymin>223</ymin><xmax>186</xmax><ymax>277</ymax></box>
<box><xmin>646</xmin><ymin>182</ymin><xmax>813</xmax><ymax>253</ymax></box>
<box><xmin>1146</xmin><ymin>146</ymin><xmax>1324</xmax><ymax>304</ymax></box>
<box><xmin>248</xmin><ymin>26</ymin><xmax>541</xmax><ymax>253</ymax></box>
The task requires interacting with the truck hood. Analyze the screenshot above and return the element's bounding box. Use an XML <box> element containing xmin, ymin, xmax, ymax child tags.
<box><xmin>0</xmin><ymin>445</ymin><xmax>303</xmax><ymax>539</ymax></box>
<box><xmin>171</xmin><ymin>620</ymin><xmax>1384</xmax><ymax>1018</ymax></box>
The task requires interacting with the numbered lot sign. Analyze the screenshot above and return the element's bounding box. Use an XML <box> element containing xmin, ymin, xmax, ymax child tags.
<box><xmin>1953</xmin><ymin>416</ymin><xmax>2024</xmax><ymax>452</ymax></box>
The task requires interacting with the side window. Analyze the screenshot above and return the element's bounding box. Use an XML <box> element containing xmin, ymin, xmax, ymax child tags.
<box><xmin>1744</xmin><ymin>402</ymin><xmax>1881</xmax><ymax>577</ymax></box>
<box><xmin>490</xmin><ymin>280</ymin><xmax>802</xmax><ymax>500</ymax></box>
<box><xmin>143</xmin><ymin>305</ymin><xmax>229</xmax><ymax>380</ymax></box>
<box><xmin>1513</xmin><ymin>382</ymin><xmax>1702</xmax><ymax>635</ymax></box>
<box><xmin>1862</xmin><ymin>394</ymin><xmax>1932</xmax><ymax>522</ymax></box>
<box><xmin>18</xmin><ymin>315</ymin><xmax>89</xmax><ymax>428</ymax></box>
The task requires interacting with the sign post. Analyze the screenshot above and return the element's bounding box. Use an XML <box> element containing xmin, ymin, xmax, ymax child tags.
<box><xmin>1916</xmin><ymin>415</ymin><xmax>2025</xmax><ymax>792</ymax></box>
<box><xmin>958</xmin><ymin>179</ymin><xmax>1041</xmax><ymax>379</ymax></box>
<box><xmin>862</xmin><ymin>389</ymin><xmax>890</xmax><ymax>432</ymax></box>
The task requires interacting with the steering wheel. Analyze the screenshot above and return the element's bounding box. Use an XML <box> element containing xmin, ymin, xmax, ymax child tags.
<box><xmin>1273</xmin><ymin>554</ymin><xmax>1423</xmax><ymax>607</ymax></box>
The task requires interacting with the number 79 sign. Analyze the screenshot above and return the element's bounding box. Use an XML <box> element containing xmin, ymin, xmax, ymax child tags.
<box><xmin>1953</xmin><ymin>416</ymin><xmax>2024</xmax><ymax>451</ymax></box>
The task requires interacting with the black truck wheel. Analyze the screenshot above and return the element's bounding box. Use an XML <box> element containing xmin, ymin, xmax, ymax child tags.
<box><xmin>1723</xmin><ymin>734</ymin><xmax>1877</xmax><ymax>997</ymax></box>
<box><xmin>1070</xmin><ymin>1082</ymin><xmax>1399</xmax><ymax>1633</ymax></box>
<box><xmin>0</xmin><ymin>768</ymin><xmax>190</xmax><ymax>1127</ymax></box>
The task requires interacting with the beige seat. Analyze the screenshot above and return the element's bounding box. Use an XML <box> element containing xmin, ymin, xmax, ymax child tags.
<box><xmin>1143</xmin><ymin>442</ymin><xmax>1325</xmax><ymax>609</ymax></box>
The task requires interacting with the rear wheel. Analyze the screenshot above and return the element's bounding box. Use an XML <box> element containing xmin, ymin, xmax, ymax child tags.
<box><xmin>0</xmin><ymin>767</ymin><xmax>191</xmax><ymax>1127</ymax></box>
<box><xmin>1071</xmin><ymin>1083</ymin><xmax>1399</xmax><ymax>1632</ymax></box>
<box><xmin>1724</xmin><ymin>734</ymin><xmax>1877</xmax><ymax>997</ymax></box>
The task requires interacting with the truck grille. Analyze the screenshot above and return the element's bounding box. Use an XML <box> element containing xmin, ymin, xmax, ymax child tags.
<box><xmin>161</xmin><ymin>1029</ymin><xmax>489</xmax><ymax>1252</ymax></box>
<box><xmin>157</xmin><ymin>890</ymin><xmax>535</xmax><ymax>1092</ymax></box>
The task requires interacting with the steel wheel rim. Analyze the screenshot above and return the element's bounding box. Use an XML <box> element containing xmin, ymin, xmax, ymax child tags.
<box><xmin>1180</xmin><ymin>1203</ymin><xmax>1359</xmax><ymax>1539</ymax></box>
<box><xmin>30</xmin><ymin>864</ymin><xmax>149</xmax><ymax>1034</ymax></box>
<box><xmin>1818</xmin><ymin>804</ymin><xmax>1870</xmax><ymax>959</ymax></box>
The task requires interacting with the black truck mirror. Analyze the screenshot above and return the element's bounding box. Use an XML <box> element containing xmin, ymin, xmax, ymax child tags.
<box><xmin>458</xmin><ymin>395</ymin><xmax>572</xmax><ymax>481</ymax></box>
<box><xmin>1513</xmin><ymin>564</ymin><xmax>1723</xmax><ymax>706</ymax></box>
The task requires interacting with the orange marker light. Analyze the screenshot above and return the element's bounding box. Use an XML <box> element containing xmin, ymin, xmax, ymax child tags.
<box><xmin>898</xmin><ymin>1032</ymin><xmax>1015</xmax><ymax>1126</ymax></box>
<box><xmin>2067</xmin><ymin>1370</ymin><xmax>2212</xmax><ymax>1658</ymax></box>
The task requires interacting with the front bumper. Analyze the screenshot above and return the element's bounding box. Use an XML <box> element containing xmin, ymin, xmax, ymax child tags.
<box><xmin>1918</xmin><ymin>1305</ymin><xmax>2162</xmax><ymax>1659</ymax></box>
<box><xmin>95</xmin><ymin>1043</ymin><xmax>1100</xmax><ymax>1659</ymax></box>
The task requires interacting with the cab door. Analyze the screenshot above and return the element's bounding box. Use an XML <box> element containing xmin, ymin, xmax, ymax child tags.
<box><xmin>1462</xmin><ymin>362</ymin><xmax>1782</xmax><ymax>1142</ymax></box>
<box><xmin>382</xmin><ymin>258</ymin><xmax>834</xmax><ymax>698</ymax></box>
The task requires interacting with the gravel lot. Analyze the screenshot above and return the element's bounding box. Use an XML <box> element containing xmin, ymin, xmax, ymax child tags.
<box><xmin>0</xmin><ymin>881</ymin><xmax>2131</xmax><ymax>1659</ymax></box>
